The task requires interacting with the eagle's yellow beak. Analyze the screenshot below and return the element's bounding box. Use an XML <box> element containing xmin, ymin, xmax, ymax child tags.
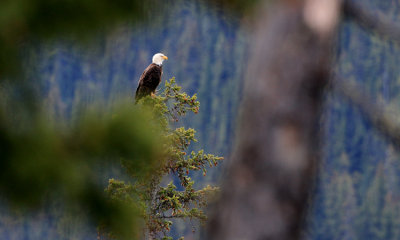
<box><xmin>163</xmin><ymin>56</ymin><xmax>168</xmax><ymax>60</ymax></box>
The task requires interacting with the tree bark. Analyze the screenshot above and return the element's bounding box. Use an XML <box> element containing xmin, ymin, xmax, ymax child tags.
<box><xmin>207</xmin><ymin>1</ymin><xmax>340</xmax><ymax>239</ymax></box>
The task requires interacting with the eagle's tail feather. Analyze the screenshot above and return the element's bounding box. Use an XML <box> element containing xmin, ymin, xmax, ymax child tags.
<box><xmin>135</xmin><ymin>86</ymin><xmax>153</xmax><ymax>104</ymax></box>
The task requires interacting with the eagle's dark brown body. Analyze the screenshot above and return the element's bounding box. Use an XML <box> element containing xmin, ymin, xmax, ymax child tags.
<box><xmin>135</xmin><ymin>63</ymin><xmax>163</xmax><ymax>102</ymax></box>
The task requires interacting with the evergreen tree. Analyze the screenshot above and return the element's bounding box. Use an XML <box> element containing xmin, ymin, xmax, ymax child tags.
<box><xmin>316</xmin><ymin>153</ymin><xmax>357</xmax><ymax>240</ymax></box>
<box><xmin>105</xmin><ymin>78</ymin><xmax>223</xmax><ymax>240</ymax></box>
<box><xmin>0</xmin><ymin>1</ymin><xmax>243</xmax><ymax>238</ymax></box>
<box><xmin>358</xmin><ymin>164</ymin><xmax>387</xmax><ymax>239</ymax></box>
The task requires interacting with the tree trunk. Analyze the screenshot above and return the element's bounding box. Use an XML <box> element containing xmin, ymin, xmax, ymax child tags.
<box><xmin>207</xmin><ymin>1</ymin><xmax>340</xmax><ymax>239</ymax></box>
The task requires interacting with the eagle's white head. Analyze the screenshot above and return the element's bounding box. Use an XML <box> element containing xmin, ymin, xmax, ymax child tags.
<box><xmin>152</xmin><ymin>53</ymin><xmax>168</xmax><ymax>66</ymax></box>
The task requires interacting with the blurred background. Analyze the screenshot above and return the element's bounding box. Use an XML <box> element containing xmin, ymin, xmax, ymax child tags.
<box><xmin>2</xmin><ymin>0</ymin><xmax>400</xmax><ymax>239</ymax></box>
<box><xmin>310</xmin><ymin>2</ymin><xmax>400</xmax><ymax>240</ymax></box>
<box><xmin>0</xmin><ymin>1</ymin><xmax>247</xmax><ymax>239</ymax></box>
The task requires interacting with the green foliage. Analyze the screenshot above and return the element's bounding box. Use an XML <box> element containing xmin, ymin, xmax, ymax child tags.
<box><xmin>106</xmin><ymin>78</ymin><xmax>223</xmax><ymax>239</ymax></box>
<box><xmin>207</xmin><ymin>0</ymin><xmax>261</xmax><ymax>14</ymax></box>
<box><xmin>0</xmin><ymin>1</ymin><xmax>246</xmax><ymax>237</ymax></box>
<box><xmin>0</xmin><ymin>0</ymin><xmax>243</xmax><ymax>238</ymax></box>
<box><xmin>0</xmin><ymin>0</ymin><xmax>171</xmax><ymax>75</ymax></box>
<box><xmin>0</xmin><ymin>102</ymin><xmax>161</xmax><ymax>239</ymax></box>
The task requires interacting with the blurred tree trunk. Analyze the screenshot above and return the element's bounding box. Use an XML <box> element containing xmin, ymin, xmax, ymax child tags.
<box><xmin>207</xmin><ymin>1</ymin><xmax>340</xmax><ymax>239</ymax></box>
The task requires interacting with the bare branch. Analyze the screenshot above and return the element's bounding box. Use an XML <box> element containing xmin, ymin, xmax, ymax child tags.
<box><xmin>332</xmin><ymin>76</ymin><xmax>400</xmax><ymax>147</ymax></box>
<box><xmin>344</xmin><ymin>0</ymin><xmax>400</xmax><ymax>44</ymax></box>
<box><xmin>155</xmin><ymin>215</ymin><xmax>186</xmax><ymax>219</ymax></box>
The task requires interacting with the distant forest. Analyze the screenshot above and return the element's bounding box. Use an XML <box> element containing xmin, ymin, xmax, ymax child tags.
<box><xmin>0</xmin><ymin>1</ymin><xmax>247</xmax><ymax>239</ymax></box>
<box><xmin>2</xmin><ymin>0</ymin><xmax>400</xmax><ymax>239</ymax></box>
<box><xmin>310</xmin><ymin>1</ymin><xmax>400</xmax><ymax>239</ymax></box>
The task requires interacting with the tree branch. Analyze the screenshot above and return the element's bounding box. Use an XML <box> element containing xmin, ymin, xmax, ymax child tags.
<box><xmin>344</xmin><ymin>0</ymin><xmax>400</xmax><ymax>44</ymax></box>
<box><xmin>332</xmin><ymin>76</ymin><xmax>400</xmax><ymax>147</ymax></box>
<box><xmin>156</xmin><ymin>214</ymin><xmax>186</xmax><ymax>219</ymax></box>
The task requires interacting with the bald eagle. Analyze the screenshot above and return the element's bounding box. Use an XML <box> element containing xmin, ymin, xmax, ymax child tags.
<box><xmin>135</xmin><ymin>53</ymin><xmax>168</xmax><ymax>103</ymax></box>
